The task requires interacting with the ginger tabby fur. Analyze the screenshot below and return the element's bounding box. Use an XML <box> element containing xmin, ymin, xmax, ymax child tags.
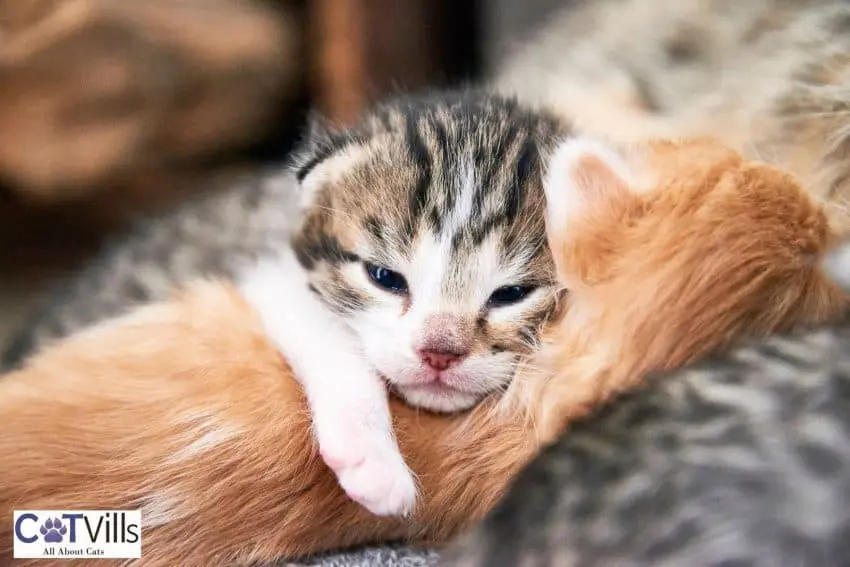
<box><xmin>0</xmin><ymin>137</ymin><xmax>846</xmax><ymax>567</ymax></box>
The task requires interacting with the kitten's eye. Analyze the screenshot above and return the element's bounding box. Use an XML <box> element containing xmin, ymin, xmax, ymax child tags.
<box><xmin>365</xmin><ymin>263</ymin><xmax>408</xmax><ymax>294</ymax></box>
<box><xmin>487</xmin><ymin>285</ymin><xmax>537</xmax><ymax>307</ymax></box>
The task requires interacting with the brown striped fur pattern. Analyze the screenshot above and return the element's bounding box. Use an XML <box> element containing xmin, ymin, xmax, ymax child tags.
<box><xmin>286</xmin><ymin>92</ymin><xmax>567</xmax><ymax>413</ymax></box>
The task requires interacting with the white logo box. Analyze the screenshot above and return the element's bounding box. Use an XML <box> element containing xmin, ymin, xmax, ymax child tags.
<box><xmin>13</xmin><ymin>510</ymin><xmax>142</xmax><ymax>559</ymax></box>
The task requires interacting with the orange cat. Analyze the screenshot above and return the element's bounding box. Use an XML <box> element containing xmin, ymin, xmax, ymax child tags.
<box><xmin>0</xmin><ymin>137</ymin><xmax>845</xmax><ymax>567</ymax></box>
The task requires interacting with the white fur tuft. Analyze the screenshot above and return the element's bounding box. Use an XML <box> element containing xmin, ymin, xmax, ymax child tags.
<box><xmin>138</xmin><ymin>489</ymin><xmax>184</xmax><ymax>529</ymax></box>
<box><xmin>167</xmin><ymin>411</ymin><xmax>242</xmax><ymax>464</ymax></box>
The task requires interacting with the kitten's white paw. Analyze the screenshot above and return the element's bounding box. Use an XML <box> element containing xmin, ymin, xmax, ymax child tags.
<box><xmin>317</xmin><ymin>422</ymin><xmax>418</xmax><ymax>517</ymax></box>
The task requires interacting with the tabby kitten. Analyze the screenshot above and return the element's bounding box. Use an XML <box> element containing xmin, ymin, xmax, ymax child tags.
<box><xmin>238</xmin><ymin>92</ymin><xmax>568</xmax><ymax>515</ymax></box>
<box><xmin>441</xmin><ymin>244</ymin><xmax>850</xmax><ymax>567</ymax></box>
<box><xmin>492</xmin><ymin>0</ymin><xmax>850</xmax><ymax>231</ymax></box>
<box><xmin>282</xmin><ymin>92</ymin><xmax>563</xmax><ymax>414</ymax></box>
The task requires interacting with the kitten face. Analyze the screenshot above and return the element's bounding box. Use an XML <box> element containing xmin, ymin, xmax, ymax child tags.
<box><xmin>290</xmin><ymin>93</ymin><xmax>566</xmax><ymax>412</ymax></box>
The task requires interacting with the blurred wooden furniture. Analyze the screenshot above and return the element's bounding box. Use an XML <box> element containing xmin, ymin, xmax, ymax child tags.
<box><xmin>0</xmin><ymin>0</ymin><xmax>480</xmax><ymax>290</ymax></box>
<box><xmin>0</xmin><ymin>0</ymin><xmax>301</xmax><ymax>203</ymax></box>
<box><xmin>310</xmin><ymin>0</ymin><xmax>478</xmax><ymax>125</ymax></box>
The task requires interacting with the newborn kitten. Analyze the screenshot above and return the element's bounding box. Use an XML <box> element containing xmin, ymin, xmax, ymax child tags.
<box><xmin>282</xmin><ymin>91</ymin><xmax>563</xmax><ymax>414</ymax></box>
<box><xmin>234</xmin><ymin>92</ymin><xmax>566</xmax><ymax>516</ymax></box>
<box><xmin>441</xmin><ymin>152</ymin><xmax>850</xmax><ymax>566</ymax></box>
<box><xmin>0</xmin><ymin>137</ymin><xmax>844</xmax><ymax>567</ymax></box>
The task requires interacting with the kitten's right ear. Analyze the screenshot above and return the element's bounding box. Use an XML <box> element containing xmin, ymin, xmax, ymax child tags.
<box><xmin>543</xmin><ymin>137</ymin><xmax>634</xmax><ymax>238</ymax></box>
<box><xmin>291</xmin><ymin>113</ymin><xmax>339</xmax><ymax>183</ymax></box>
<box><xmin>290</xmin><ymin>113</ymin><xmax>368</xmax><ymax>211</ymax></box>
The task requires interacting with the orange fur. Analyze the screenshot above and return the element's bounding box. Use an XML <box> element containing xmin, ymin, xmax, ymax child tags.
<box><xmin>527</xmin><ymin>138</ymin><xmax>848</xmax><ymax>439</ymax></box>
<box><xmin>0</xmin><ymin>138</ymin><xmax>846</xmax><ymax>567</ymax></box>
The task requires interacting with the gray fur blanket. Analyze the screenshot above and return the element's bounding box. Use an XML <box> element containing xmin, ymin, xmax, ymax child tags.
<box><xmin>288</xmin><ymin>546</ymin><xmax>439</xmax><ymax>567</ymax></box>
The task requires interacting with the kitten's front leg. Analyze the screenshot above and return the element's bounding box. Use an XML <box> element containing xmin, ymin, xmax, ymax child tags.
<box><xmin>237</xmin><ymin>254</ymin><xmax>417</xmax><ymax>516</ymax></box>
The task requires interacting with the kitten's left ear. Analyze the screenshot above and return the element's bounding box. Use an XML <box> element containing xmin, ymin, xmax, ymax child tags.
<box><xmin>543</xmin><ymin>137</ymin><xmax>634</xmax><ymax>236</ymax></box>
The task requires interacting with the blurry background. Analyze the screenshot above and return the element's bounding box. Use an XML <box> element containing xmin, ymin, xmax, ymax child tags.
<box><xmin>0</xmin><ymin>0</ymin><xmax>572</xmax><ymax>342</ymax></box>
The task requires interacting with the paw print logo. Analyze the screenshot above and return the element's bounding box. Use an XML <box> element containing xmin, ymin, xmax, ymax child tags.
<box><xmin>39</xmin><ymin>517</ymin><xmax>67</xmax><ymax>543</ymax></box>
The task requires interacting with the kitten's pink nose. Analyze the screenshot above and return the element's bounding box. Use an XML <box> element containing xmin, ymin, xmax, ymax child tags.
<box><xmin>417</xmin><ymin>313</ymin><xmax>472</xmax><ymax>372</ymax></box>
<box><xmin>418</xmin><ymin>349</ymin><xmax>467</xmax><ymax>371</ymax></box>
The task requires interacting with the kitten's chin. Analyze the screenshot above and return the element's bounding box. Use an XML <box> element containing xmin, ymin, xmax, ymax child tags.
<box><xmin>394</xmin><ymin>382</ymin><xmax>483</xmax><ymax>413</ymax></box>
